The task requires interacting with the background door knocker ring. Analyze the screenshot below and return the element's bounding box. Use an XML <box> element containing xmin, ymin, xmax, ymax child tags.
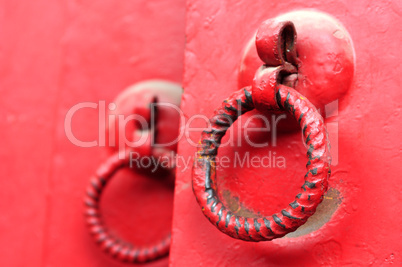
<box><xmin>84</xmin><ymin>80</ymin><xmax>182</xmax><ymax>263</ymax></box>
<box><xmin>84</xmin><ymin>151</ymin><xmax>171</xmax><ymax>263</ymax></box>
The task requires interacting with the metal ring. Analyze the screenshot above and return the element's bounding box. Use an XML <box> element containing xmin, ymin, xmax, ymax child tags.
<box><xmin>192</xmin><ymin>85</ymin><xmax>331</xmax><ymax>241</ymax></box>
<box><xmin>84</xmin><ymin>152</ymin><xmax>171</xmax><ymax>262</ymax></box>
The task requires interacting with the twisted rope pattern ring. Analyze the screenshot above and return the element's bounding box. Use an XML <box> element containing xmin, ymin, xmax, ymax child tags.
<box><xmin>192</xmin><ymin>85</ymin><xmax>331</xmax><ymax>241</ymax></box>
<box><xmin>84</xmin><ymin>152</ymin><xmax>171</xmax><ymax>262</ymax></box>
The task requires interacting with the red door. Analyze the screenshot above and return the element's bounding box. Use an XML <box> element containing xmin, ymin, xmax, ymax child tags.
<box><xmin>1</xmin><ymin>0</ymin><xmax>401</xmax><ymax>266</ymax></box>
<box><xmin>0</xmin><ymin>1</ymin><xmax>184</xmax><ymax>266</ymax></box>
<box><xmin>170</xmin><ymin>1</ymin><xmax>402</xmax><ymax>266</ymax></box>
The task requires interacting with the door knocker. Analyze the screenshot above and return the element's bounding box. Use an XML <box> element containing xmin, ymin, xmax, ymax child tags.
<box><xmin>191</xmin><ymin>12</ymin><xmax>353</xmax><ymax>241</ymax></box>
<box><xmin>84</xmin><ymin>80</ymin><xmax>182</xmax><ymax>262</ymax></box>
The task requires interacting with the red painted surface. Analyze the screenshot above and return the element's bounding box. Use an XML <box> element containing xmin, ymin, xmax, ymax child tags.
<box><xmin>1</xmin><ymin>0</ymin><xmax>401</xmax><ymax>266</ymax></box>
<box><xmin>0</xmin><ymin>0</ymin><xmax>184</xmax><ymax>266</ymax></box>
<box><xmin>171</xmin><ymin>1</ymin><xmax>402</xmax><ymax>267</ymax></box>
<box><xmin>240</xmin><ymin>11</ymin><xmax>355</xmax><ymax>132</ymax></box>
<box><xmin>240</xmin><ymin>11</ymin><xmax>355</xmax><ymax>113</ymax></box>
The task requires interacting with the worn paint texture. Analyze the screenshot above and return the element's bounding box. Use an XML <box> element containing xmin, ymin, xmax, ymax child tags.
<box><xmin>170</xmin><ymin>0</ymin><xmax>402</xmax><ymax>266</ymax></box>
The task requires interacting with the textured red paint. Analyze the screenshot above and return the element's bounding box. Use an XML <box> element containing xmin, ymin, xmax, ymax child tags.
<box><xmin>171</xmin><ymin>1</ymin><xmax>402</xmax><ymax>266</ymax></box>
<box><xmin>0</xmin><ymin>0</ymin><xmax>184</xmax><ymax>266</ymax></box>
<box><xmin>240</xmin><ymin>11</ymin><xmax>355</xmax><ymax>132</ymax></box>
<box><xmin>240</xmin><ymin>11</ymin><xmax>355</xmax><ymax>112</ymax></box>
<box><xmin>1</xmin><ymin>0</ymin><xmax>401</xmax><ymax>265</ymax></box>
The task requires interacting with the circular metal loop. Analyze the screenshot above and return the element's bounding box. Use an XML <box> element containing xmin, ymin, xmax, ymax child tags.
<box><xmin>84</xmin><ymin>151</ymin><xmax>171</xmax><ymax>262</ymax></box>
<box><xmin>192</xmin><ymin>85</ymin><xmax>331</xmax><ymax>241</ymax></box>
